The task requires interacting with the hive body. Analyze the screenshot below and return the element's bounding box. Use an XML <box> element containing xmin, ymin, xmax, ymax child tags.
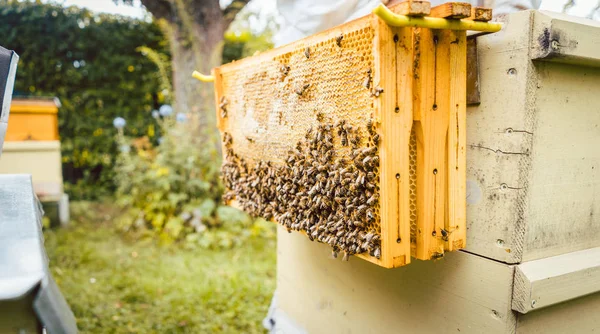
<box><xmin>213</xmin><ymin>5</ymin><xmax>467</xmax><ymax>268</ymax></box>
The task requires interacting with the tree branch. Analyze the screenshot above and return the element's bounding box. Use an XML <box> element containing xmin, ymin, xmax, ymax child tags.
<box><xmin>222</xmin><ymin>0</ymin><xmax>251</xmax><ymax>26</ymax></box>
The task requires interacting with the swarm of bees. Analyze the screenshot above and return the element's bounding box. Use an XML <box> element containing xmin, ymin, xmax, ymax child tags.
<box><xmin>221</xmin><ymin>114</ymin><xmax>382</xmax><ymax>260</ymax></box>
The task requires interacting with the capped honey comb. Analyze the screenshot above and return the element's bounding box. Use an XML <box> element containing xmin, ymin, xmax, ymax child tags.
<box><xmin>213</xmin><ymin>3</ymin><xmax>468</xmax><ymax>268</ymax></box>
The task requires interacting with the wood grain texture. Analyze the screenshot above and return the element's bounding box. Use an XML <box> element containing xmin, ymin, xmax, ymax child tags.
<box><xmin>464</xmin><ymin>11</ymin><xmax>535</xmax><ymax>263</ymax></box>
<box><xmin>212</xmin><ymin>67</ymin><xmax>224</xmax><ymax>131</ymax></box>
<box><xmin>466</xmin><ymin>37</ymin><xmax>480</xmax><ymax>105</ymax></box>
<box><xmin>389</xmin><ymin>0</ymin><xmax>431</xmax><ymax>17</ymax></box>
<box><xmin>276</xmin><ymin>226</ymin><xmax>517</xmax><ymax>334</ymax></box>
<box><xmin>469</xmin><ymin>7</ymin><xmax>493</xmax><ymax>22</ymax></box>
<box><xmin>371</xmin><ymin>16</ymin><xmax>413</xmax><ymax>267</ymax></box>
<box><xmin>522</xmin><ymin>61</ymin><xmax>600</xmax><ymax>262</ymax></box>
<box><xmin>531</xmin><ymin>10</ymin><xmax>600</xmax><ymax>67</ymax></box>
<box><xmin>430</xmin><ymin>2</ymin><xmax>472</xmax><ymax>19</ymax></box>
<box><xmin>512</xmin><ymin>247</ymin><xmax>600</xmax><ymax>313</ymax></box>
<box><xmin>445</xmin><ymin>29</ymin><xmax>467</xmax><ymax>251</ymax></box>
<box><xmin>371</xmin><ymin>15</ymin><xmax>400</xmax><ymax>267</ymax></box>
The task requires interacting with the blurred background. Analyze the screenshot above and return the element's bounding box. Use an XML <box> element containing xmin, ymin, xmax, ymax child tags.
<box><xmin>0</xmin><ymin>0</ymin><xmax>598</xmax><ymax>332</ymax></box>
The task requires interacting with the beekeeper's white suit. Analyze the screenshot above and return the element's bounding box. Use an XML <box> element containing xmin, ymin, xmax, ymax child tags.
<box><xmin>274</xmin><ymin>0</ymin><xmax>541</xmax><ymax>46</ymax></box>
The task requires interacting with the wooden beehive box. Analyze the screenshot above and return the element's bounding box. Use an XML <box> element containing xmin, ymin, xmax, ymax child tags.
<box><xmin>6</xmin><ymin>97</ymin><xmax>60</xmax><ymax>141</ymax></box>
<box><xmin>213</xmin><ymin>2</ymin><xmax>496</xmax><ymax>268</ymax></box>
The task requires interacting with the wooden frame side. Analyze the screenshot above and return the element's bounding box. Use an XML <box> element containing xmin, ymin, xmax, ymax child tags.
<box><xmin>368</xmin><ymin>16</ymin><xmax>400</xmax><ymax>268</ymax></box>
<box><xmin>413</xmin><ymin>27</ymin><xmax>446</xmax><ymax>260</ymax></box>
<box><xmin>212</xmin><ymin>67</ymin><xmax>225</xmax><ymax>132</ymax></box>
<box><xmin>370</xmin><ymin>15</ymin><xmax>415</xmax><ymax>268</ymax></box>
<box><xmin>444</xmin><ymin>29</ymin><xmax>467</xmax><ymax>251</ymax></box>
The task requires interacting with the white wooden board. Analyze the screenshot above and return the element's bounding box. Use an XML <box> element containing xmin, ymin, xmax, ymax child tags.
<box><xmin>517</xmin><ymin>292</ymin><xmax>600</xmax><ymax>333</ymax></box>
<box><xmin>513</xmin><ymin>247</ymin><xmax>600</xmax><ymax>313</ymax></box>
<box><xmin>465</xmin><ymin>10</ymin><xmax>600</xmax><ymax>263</ymax></box>
<box><xmin>276</xmin><ymin>226</ymin><xmax>517</xmax><ymax>334</ymax></box>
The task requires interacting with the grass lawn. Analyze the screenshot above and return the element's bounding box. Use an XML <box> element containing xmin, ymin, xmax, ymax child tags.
<box><xmin>43</xmin><ymin>202</ymin><xmax>277</xmax><ymax>333</ymax></box>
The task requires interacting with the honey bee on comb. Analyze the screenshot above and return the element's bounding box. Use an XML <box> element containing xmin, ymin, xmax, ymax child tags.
<box><xmin>220</xmin><ymin>113</ymin><xmax>381</xmax><ymax>261</ymax></box>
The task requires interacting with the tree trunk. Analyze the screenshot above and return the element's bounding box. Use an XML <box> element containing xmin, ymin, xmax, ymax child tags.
<box><xmin>139</xmin><ymin>0</ymin><xmax>250</xmax><ymax>136</ymax></box>
<box><xmin>165</xmin><ymin>19</ymin><xmax>224</xmax><ymax>133</ymax></box>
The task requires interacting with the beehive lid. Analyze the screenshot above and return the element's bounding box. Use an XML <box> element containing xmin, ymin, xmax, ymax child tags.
<box><xmin>10</xmin><ymin>97</ymin><xmax>61</xmax><ymax>114</ymax></box>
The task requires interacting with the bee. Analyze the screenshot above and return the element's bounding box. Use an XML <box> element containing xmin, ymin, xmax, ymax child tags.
<box><xmin>331</xmin><ymin>249</ymin><xmax>338</xmax><ymax>258</ymax></box>
<box><xmin>363</xmin><ymin>146</ymin><xmax>377</xmax><ymax>155</ymax></box>
<box><xmin>363</xmin><ymin>71</ymin><xmax>372</xmax><ymax>89</ymax></box>
<box><xmin>335</xmin><ymin>35</ymin><xmax>343</xmax><ymax>47</ymax></box>
<box><xmin>350</xmin><ymin>135</ymin><xmax>360</xmax><ymax>146</ymax></box>
<box><xmin>304</xmin><ymin>47</ymin><xmax>310</xmax><ymax>59</ymax></box>
<box><xmin>440</xmin><ymin>228</ymin><xmax>450</xmax><ymax>241</ymax></box>
<box><xmin>341</xmin><ymin>134</ymin><xmax>348</xmax><ymax>146</ymax></box>
<box><xmin>373</xmin><ymin>247</ymin><xmax>381</xmax><ymax>259</ymax></box>
<box><xmin>366</xmin><ymin>194</ymin><xmax>379</xmax><ymax>205</ymax></box>
<box><xmin>342</xmin><ymin>252</ymin><xmax>350</xmax><ymax>261</ymax></box>
<box><xmin>280</xmin><ymin>64</ymin><xmax>290</xmax><ymax>75</ymax></box>
<box><xmin>372</xmin><ymin>86</ymin><xmax>384</xmax><ymax>97</ymax></box>
<box><xmin>372</xmin><ymin>133</ymin><xmax>380</xmax><ymax>145</ymax></box>
<box><xmin>431</xmin><ymin>252</ymin><xmax>444</xmax><ymax>260</ymax></box>
<box><xmin>305</xmin><ymin>126</ymin><xmax>313</xmax><ymax>139</ymax></box>
<box><xmin>367</xmin><ymin>119</ymin><xmax>373</xmax><ymax>132</ymax></box>
<box><xmin>316</xmin><ymin>112</ymin><xmax>324</xmax><ymax>122</ymax></box>
<box><xmin>295</xmin><ymin>83</ymin><xmax>311</xmax><ymax>96</ymax></box>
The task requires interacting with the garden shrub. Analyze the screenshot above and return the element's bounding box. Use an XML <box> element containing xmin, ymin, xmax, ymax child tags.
<box><xmin>0</xmin><ymin>0</ymin><xmax>168</xmax><ymax>199</ymax></box>
<box><xmin>113</xmin><ymin>112</ymin><xmax>275</xmax><ymax>247</ymax></box>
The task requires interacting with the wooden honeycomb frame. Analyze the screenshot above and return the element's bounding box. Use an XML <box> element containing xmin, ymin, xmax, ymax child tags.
<box><xmin>212</xmin><ymin>1</ymin><xmax>487</xmax><ymax>268</ymax></box>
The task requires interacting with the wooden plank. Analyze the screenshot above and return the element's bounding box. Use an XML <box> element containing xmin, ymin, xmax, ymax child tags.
<box><xmin>513</xmin><ymin>247</ymin><xmax>600</xmax><ymax>314</ymax></box>
<box><xmin>531</xmin><ymin>11</ymin><xmax>600</xmax><ymax>68</ymax></box>
<box><xmin>276</xmin><ymin>226</ymin><xmax>517</xmax><ymax>334</ymax></box>
<box><xmin>464</xmin><ymin>10</ymin><xmax>534</xmax><ymax>264</ymax></box>
<box><xmin>413</xmin><ymin>27</ymin><xmax>447</xmax><ymax>260</ymax></box>
<box><xmin>212</xmin><ymin>67</ymin><xmax>225</xmax><ymax>131</ymax></box>
<box><xmin>371</xmin><ymin>15</ymin><xmax>402</xmax><ymax>268</ymax></box>
<box><xmin>469</xmin><ymin>7</ymin><xmax>493</xmax><ymax>22</ymax></box>
<box><xmin>429</xmin><ymin>2</ymin><xmax>472</xmax><ymax>19</ymax></box>
<box><xmin>466</xmin><ymin>37</ymin><xmax>480</xmax><ymax>105</ymax></box>
<box><xmin>522</xmin><ymin>62</ymin><xmax>600</xmax><ymax>262</ymax></box>
<box><xmin>371</xmin><ymin>17</ymin><xmax>415</xmax><ymax>267</ymax></box>
<box><xmin>445</xmin><ymin>29</ymin><xmax>467</xmax><ymax>251</ymax></box>
<box><xmin>388</xmin><ymin>0</ymin><xmax>431</xmax><ymax>17</ymax></box>
<box><xmin>517</xmin><ymin>292</ymin><xmax>600</xmax><ymax>333</ymax></box>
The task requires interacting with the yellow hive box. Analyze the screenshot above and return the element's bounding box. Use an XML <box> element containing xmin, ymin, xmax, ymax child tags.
<box><xmin>212</xmin><ymin>1</ymin><xmax>497</xmax><ymax>268</ymax></box>
<box><xmin>6</xmin><ymin>97</ymin><xmax>60</xmax><ymax>142</ymax></box>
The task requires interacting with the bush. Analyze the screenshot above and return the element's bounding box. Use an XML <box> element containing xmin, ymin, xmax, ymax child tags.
<box><xmin>0</xmin><ymin>0</ymin><xmax>168</xmax><ymax>199</ymax></box>
<box><xmin>113</xmin><ymin>112</ymin><xmax>272</xmax><ymax>247</ymax></box>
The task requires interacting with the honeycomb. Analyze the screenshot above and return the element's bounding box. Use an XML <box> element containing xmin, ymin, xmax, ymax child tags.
<box><xmin>409</xmin><ymin>128</ymin><xmax>418</xmax><ymax>249</ymax></box>
<box><xmin>218</xmin><ymin>20</ymin><xmax>383</xmax><ymax>259</ymax></box>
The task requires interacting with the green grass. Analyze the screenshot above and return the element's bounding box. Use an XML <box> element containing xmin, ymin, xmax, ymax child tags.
<box><xmin>43</xmin><ymin>202</ymin><xmax>276</xmax><ymax>333</ymax></box>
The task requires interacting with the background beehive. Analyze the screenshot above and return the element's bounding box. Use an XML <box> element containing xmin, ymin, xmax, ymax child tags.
<box><xmin>213</xmin><ymin>1</ymin><xmax>469</xmax><ymax>268</ymax></box>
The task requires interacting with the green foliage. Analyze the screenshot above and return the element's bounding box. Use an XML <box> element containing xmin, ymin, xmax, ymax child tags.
<box><xmin>44</xmin><ymin>201</ymin><xmax>276</xmax><ymax>333</ymax></box>
<box><xmin>114</xmin><ymin>113</ymin><xmax>260</xmax><ymax>247</ymax></box>
<box><xmin>0</xmin><ymin>0</ymin><xmax>168</xmax><ymax>199</ymax></box>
